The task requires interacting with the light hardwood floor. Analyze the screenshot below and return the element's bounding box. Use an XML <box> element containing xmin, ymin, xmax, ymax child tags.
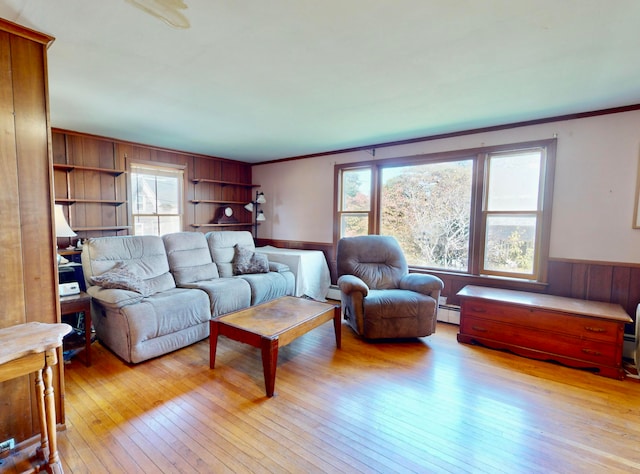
<box><xmin>3</xmin><ymin>320</ymin><xmax>640</xmax><ymax>474</ymax></box>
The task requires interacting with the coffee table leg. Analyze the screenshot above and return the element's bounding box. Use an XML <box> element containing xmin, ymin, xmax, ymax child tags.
<box><xmin>333</xmin><ymin>306</ymin><xmax>342</xmax><ymax>349</ymax></box>
<box><xmin>261</xmin><ymin>337</ymin><xmax>279</xmax><ymax>397</ymax></box>
<box><xmin>210</xmin><ymin>320</ymin><xmax>219</xmax><ymax>369</ymax></box>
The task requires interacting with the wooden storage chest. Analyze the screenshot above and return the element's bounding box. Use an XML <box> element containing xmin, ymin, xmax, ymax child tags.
<box><xmin>456</xmin><ymin>285</ymin><xmax>633</xmax><ymax>379</ymax></box>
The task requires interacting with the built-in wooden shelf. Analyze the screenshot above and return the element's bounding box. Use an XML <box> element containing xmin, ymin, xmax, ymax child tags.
<box><xmin>72</xmin><ymin>226</ymin><xmax>132</xmax><ymax>232</ymax></box>
<box><xmin>55</xmin><ymin>198</ymin><xmax>126</xmax><ymax>206</ymax></box>
<box><xmin>53</xmin><ymin>163</ymin><xmax>126</xmax><ymax>176</ymax></box>
<box><xmin>190</xmin><ymin>223</ymin><xmax>252</xmax><ymax>229</ymax></box>
<box><xmin>192</xmin><ymin>178</ymin><xmax>258</xmax><ymax>187</ymax></box>
<box><xmin>190</xmin><ymin>177</ymin><xmax>258</xmax><ymax>228</ymax></box>
<box><xmin>190</xmin><ymin>199</ymin><xmax>248</xmax><ymax>205</ymax></box>
<box><xmin>54</xmin><ymin>159</ymin><xmax>128</xmax><ymax>233</ymax></box>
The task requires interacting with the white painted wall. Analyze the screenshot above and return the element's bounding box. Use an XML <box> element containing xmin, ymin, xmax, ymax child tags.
<box><xmin>253</xmin><ymin>109</ymin><xmax>640</xmax><ymax>263</ymax></box>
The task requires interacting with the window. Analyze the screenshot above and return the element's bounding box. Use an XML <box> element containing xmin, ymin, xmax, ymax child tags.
<box><xmin>131</xmin><ymin>163</ymin><xmax>184</xmax><ymax>236</ymax></box>
<box><xmin>337</xmin><ymin>167</ymin><xmax>373</xmax><ymax>237</ymax></box>
<box><xmin>335</xmin><ymin>139</ymin><xmax>555</xmax><ymax>282</ymax></box>
<box><xmin>481</xmin><ymin>149</ymin><xmax>545</xmax><ymax>279</ymax></box>
<box><xmin>380</xmin><ymin>159</ymin><xmax>473</xmax><ymax>272</ymax></box>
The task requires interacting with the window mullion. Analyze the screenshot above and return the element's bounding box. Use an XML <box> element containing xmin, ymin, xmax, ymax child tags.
<box><xmin>371</xmin><ymin>165</ymin><xmax>380</xmax><ymax>235</ymax></box>
<box><xmin>469</xmin><ymin>154</ymin><xmax>485</xmax><ymax>276</ymax></box>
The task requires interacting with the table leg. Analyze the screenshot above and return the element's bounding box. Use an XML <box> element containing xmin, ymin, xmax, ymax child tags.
<box><xmin>84</xmin><ymin>309</ymin><xmax>92</xmax><ymax>367</ymax></box>
<box><xmin>209</xmin><ymin>320</ymin><xmax>219</xmax><ymax>369</ymax></box>
<box><xmin>34</xmin><ymin>368</ymin><xmax>49</xmax><ymax>461</ymax></box>
<box><xmin>261</xmin><ymin>337</ymin><xmax>279</xmax><ymax>397</ymax></box>
<box><xmin>333</xmin><ymin>306</ymin><xmax>342</xmax><ymax>349</ymax></box>
<box><xmin>43</xmin><ymin>350</ymin><xmax>63</xmax><ymax>474</ymax></box>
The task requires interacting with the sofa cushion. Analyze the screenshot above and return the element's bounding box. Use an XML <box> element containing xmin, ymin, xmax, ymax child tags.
<box><xmin>90</xmin><ymin>262</ymin><xmax>152</xmax><ymax>296</ymax></box>
<box><xmin>86</xmin><ymin>286</ymin><xmax>145</xmax><ymax>309</ymax></box>
<box><xmin>239</xmin><ymin>271</ymin><xmax>295</xmax><ymax>305</ymax></box>
<box><xmin>82</xmin><ymin>235</ymin><xmax>176</xmax><ymax>294</ymax></box>
<box><xmin>182</xmin><ymin>277</ymin><xmax>251</xmax><ymax>317</ymax></box>
<box><xmin>162</xmin><ymin>231</ymin><xmax>219</xmax><ymax>284</ymax></box>
<box><xmin>233</xmin><ymin>244</ymin><xmax>269</xmax><ymax>275</ymax></box>
<box><xmin>121</xmin><ymin>288</ymin><xmax>211</xmax><ymax>342</ymax></box>
<box><xmin>207</xmin><ymin>230</ymin><xmax>255</xmax><ymax>277</ymax></box>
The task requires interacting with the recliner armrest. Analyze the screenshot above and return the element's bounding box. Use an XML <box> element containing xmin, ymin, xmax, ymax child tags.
<box><xmin>337</xmin><ymin>274</ymin><xmax>369</xmax><ymax>297</ymax></box>
<box><xmin>399</xmin><ymin>273</ymin><xmax>444</xmax><ymax>298</ymax></box>
<box><xmin>86</xmin><ymin>285</ymin><xmax>145</xmax><ymax>309</ymax></box>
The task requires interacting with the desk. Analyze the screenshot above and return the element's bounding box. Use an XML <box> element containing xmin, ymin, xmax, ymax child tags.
<box><xmin>60</xmin><ymin>291</ymin><xmax>92</xmax><ymax>366</ymax></box>
<box><xmin>256</xmin><ymin>246</ymin><xmax>331</xmax><ymax>301</ymax></box>
<box><xmin>0</xmin><ymin>322</ymin><xmax>71</xmax><ymax>474</ymax></box>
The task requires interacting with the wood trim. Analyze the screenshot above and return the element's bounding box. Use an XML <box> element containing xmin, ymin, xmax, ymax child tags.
<box><xmin>0</xmin><ymin>18</ymin><xmax>54</xmax><ymax>46</ymax></box>
<box><xmin>255</xmin><ymin>104</ymin><xmax>640</xmax><ymax>165</ymax></box>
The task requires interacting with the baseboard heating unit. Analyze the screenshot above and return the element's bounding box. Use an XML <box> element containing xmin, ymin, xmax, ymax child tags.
<box><xmin>437</xmin><ymin>304</ymin><xmax>460</xmax><ymax>325</ymax></box>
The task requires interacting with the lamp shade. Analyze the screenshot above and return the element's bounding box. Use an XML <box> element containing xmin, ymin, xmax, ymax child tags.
<box><xmin>54</xmin><ymin>205</ymin><xmax>77</xmax><ymax>237</ymax></box>
<box><xmin>244</xmin><ymin>202</ymin><xmax>254</xmax><ymax>212</ymax></box>
<box><xmin>256</xmin><ymin>210</ymin><xmax>266</xmax><ymax>222</ymax></box>
<box><xmin>256</xmin><ymin>192</ymin><xmax>266</xmax><ymax>204</ymax></box>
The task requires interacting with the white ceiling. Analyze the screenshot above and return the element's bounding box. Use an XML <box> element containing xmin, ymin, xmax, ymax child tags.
<box><xmin>2</xmin><ymin>1</ymin><xmax>640</xmax><ymax>163</ymax></box>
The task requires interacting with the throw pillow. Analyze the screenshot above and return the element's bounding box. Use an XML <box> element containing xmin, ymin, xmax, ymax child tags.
<box><xmin>232</xmin><ymin>244</ymin><xmax>269</xmax><ymax>275</ymax></box>
<box><xmin>90</xmin><ymin>262</ymin><xmax>152</xmax><ymax>296</ymax></box>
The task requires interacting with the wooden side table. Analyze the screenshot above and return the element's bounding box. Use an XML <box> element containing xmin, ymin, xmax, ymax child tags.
<box><xmin>0</xmin><ymin>322</ymin><xmax>71</xmax><ymax>474</ymax></box>
<box><xmin>59</xmin><ymin>292</ymin><xmax>92</xmax><ymax>366</ymax></box>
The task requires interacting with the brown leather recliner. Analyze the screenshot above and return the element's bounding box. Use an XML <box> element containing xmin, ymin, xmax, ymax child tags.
<box><xmin>337</xmin><ymin>235</ymin><xmax>444</xmax><ymax>339</ymax></box>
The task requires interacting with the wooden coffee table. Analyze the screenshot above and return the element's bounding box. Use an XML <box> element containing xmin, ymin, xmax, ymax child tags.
<box><xmin>210</xmin><ymin>296</ymin><xmax>341</xmax><ymax>397</ymax></box>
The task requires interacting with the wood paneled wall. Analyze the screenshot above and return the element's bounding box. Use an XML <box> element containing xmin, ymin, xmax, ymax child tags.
<box><xmin>0</xmin><ymin>20</ymin><xmax>61</xmax><ymax>446</ymax></box>
<box><xmin>52</xmin><ymin>129</ymin><xmax>253</xmax><ymax>241</ymax></box>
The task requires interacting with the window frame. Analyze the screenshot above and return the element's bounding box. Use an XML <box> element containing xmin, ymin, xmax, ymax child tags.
<box><xmin>334</xmin><ymin>139</ymin><xmax>556</xmax><ymax>284</ymax></box>
<box><xmin>478</xmin><ymin>147</ymin><xmax>549</xmax><ymax>280</ymax></box>
<box><xmin>129</xmin><ymin>161</ymin><xmax>186</xmax><ymax>237</ymax></box>
<box><xmin>335</xmin><ymin>165</ymin><xmax>378</xmax><ymax>238</ymax></box>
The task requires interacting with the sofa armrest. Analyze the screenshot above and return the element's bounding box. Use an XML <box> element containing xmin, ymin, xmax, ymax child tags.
<box><xmin>87</xmin><ymin>286</ymin><xmax>145</xmax><ymax>310</ymax></box>
<box><xmin>337</xmin><ymin>274</ymin><xmax>369</xmax><ymax>297</ymax></box>
<box><xmin>399</xmin><ymin>273</ymin><xmax>444</xmax><ymax>299</ymax></box>
<box><xmin>269</xmin><ymin>261</ymin><xmax>290</xmax><ymax>273</ymax></box>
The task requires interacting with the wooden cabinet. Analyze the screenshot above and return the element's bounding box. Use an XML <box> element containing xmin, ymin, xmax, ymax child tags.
<box><xmin>0</xmin><ymin>18</ymin><xmax>63</xmax><ymax>445</ymax></box>
<box><xmin>457</xmin><ymin>285</ymin><xmax>632</xmax><ymax>379</ymax></box>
